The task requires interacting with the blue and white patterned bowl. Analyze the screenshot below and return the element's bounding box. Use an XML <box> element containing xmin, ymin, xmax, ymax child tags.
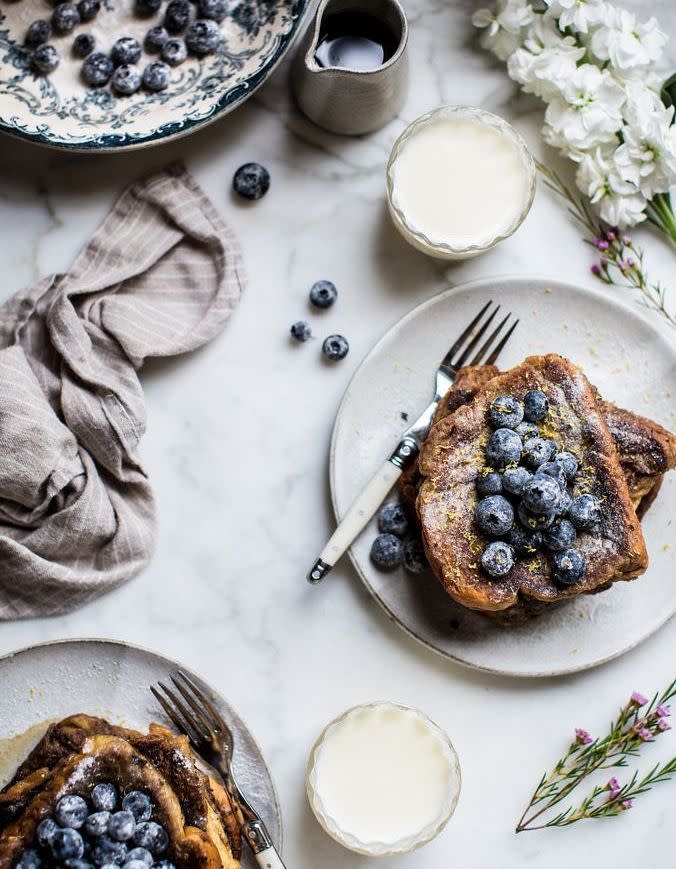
<box><xmin>0</xmin><ymin>0</ymin><xmax>309</xmax><ymax>151</ymax></box>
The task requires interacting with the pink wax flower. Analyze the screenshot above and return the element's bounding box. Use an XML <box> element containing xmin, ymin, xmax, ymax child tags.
<box><xmin>575</xmin><ymin>728</ymin><xmax>592</xmax><ymax>745</ymax></box>
<box><xmin>636</xmin><ymin>727</ymin><xmax>652</xmax><ymax>741</ymax></box>
<box><xmin>621</xmin><ymin>799</ymin><xmax>633</xmax><ymax>810</ymax></box>
<box><xmin>606</xmin><ymin>777</ymin><xmax>621</xmax><ymax>800</ymax></box>
<box><xmin>630</xmin><ymin>691</ymin><xmax>648</xmax><ymax>706</ymax></box>
<box><xmin>655</xmin><ymin>705</ymin><xmax>670</xmax><ymax>718</ymax></box>
<box><xmin>657</xmin><ymin>718</ymin><xmax>671</xmax><ymax>732</ymax></box>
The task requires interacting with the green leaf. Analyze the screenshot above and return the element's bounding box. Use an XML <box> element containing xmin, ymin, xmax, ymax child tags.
<box><xmin>661</xmin><ymin>73</ymin><xmax>676</xmax><ymax>116</ymax></box>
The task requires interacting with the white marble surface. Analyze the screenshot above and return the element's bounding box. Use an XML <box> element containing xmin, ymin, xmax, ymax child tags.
<box><xmin>1</xmin><ymin>1</ymin><xmax>675</xmax><ymax>866</ymax></box>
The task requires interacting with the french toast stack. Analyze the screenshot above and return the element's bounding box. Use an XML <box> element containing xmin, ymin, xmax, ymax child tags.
<box><xmin>403</xmin><ymin>354</ymin><xmax>676</xmax><ymax>624</ymax></box>
<box><xmin>0</xmin><ymin>715</ymin><xmax>242</xmax><ymax>868</ymax></box>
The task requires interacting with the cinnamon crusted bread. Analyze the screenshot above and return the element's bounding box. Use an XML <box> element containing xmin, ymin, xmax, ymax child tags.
<box><xmin>416</xmin><ymin>354</ymin><xmax>649</xmax><ymax>614</ymax></box>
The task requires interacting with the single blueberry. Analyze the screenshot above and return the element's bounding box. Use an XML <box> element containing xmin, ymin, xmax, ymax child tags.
<box><xmin>198</xmin><ymin>0</ymin><xmax>227</xmax><ymax>20</ymax></box>
<box><xmin>542</xmin><ymin>518</ymin><xmax>577</xmax><ymax>552</ymax></box>
<box><xmin>32</xmin><ymin>44</ymin><xmax>60</xmax><ymax>73</ymax></box>
<box><xmin>108</xmin><ymin>810</ymin><xmax>136</xmax><ymax>842</ymax></box>
<box><xmin>16</xmin><ymin>850</ymin><xmax>43</xmax><ymax>869</ymax></box>
<box><xmin>555</xmin><ymin>451</ymin><xmax>578</xmax><ymax>480</ymax></box>
<box><xmin>476</xmin><ymin>471</ymin><xmax>502</xmax><ymax>497</ymax></box>
<box><xmin>55</xmin><ymin>795</ymin><xmax>88</xmax><ymax>829</ymax></box>
<box><xmin>63</xmin><ymin>861</ymin><xmax>94</xmax><ymax>869</ymax></box>
<box><xmin>517</xmin><ymin>502</ymin><xmax>555</xmax><ymax>531</ymax></box>
<box><xmin>144</xmin><ymin>26</ymin><xmax>169</xmax><ymax>53</ymax></box>
<box><xmin>309</xmin><ymin>280</ymin><xmax>338</xmax><ymax>309</ymax></box>
<box><xmin>164</xmin><ymin>0</ymin><xmax>191</xmax><ymax>32</ymax></box>
<box><xmin>322</xmin><ymin>334</ymin><xmax>349</xmax><ymax>361</ymax></box>
<box><xmin>132</xmin><ymin>822</ymin><xmax>169</xmax><ymax>855</ymax></box>
<box><xmin>121</xmin><ymin>862</ymin><xmax>149</xmax><ymax>869</ymax></box>
<box><xmin>81</xmin><ymin>52</ymin><xmax>114</xmax><ymax>86</ymax></box>
<box><xmin>536</xmin><ymin>461</ymin><xmax>566</xmax><ymax>491</ymax></box>
<box><xmin>72</xmin><ymin>33</ymin><xmax>95</xmax><ymax>57</ymax></box>
<box><xmin>521</xmin><ymin>436</ymin><xmax>555</xmax><ymax>470</ymax></box>
<box><xmin>523</xmin><ymin>389</ymin><xmax>549</xmax><ymax>422</ymax></box>
<box><xmin>370</xmin><ymin>533</ymin><xmax>403</xmax><ymax>570</ymax></box>
<box><xmin>51</xmin><ymin>828</ymin><xmax>85</xmax><ymax>862</ymax></box>
<box><xmin>112</xmin><ymin>64</ymin><xmax>142</xmax><ymax>95</ymax></box>
<box><xmin>121</xmin><ymin>793</ymin><xmax>152</xmax><ymax>823</ymax></box>
<box><xmin>554</xmin><ymin>489</ymin><xmax>572</xmax><ymax>517</ymax></box>
<box><xmin>475</xmin><ymin>495</ymin><xmax>514</xmax><ymax>537</ymax></box>
<box><xmin>522</xmin><ymin>476</ymin><xmax>560</xmax><ymax>514</ymax></box>
<box><xmin>290</xmin><ymin>321</ymin><xmax>311</xmax><ymax>342</ymax></box>
<box><xmin>515</xmin><ymin>420</ymin><xmax>539</xmax><ymax>440</ymax></box>
<box><xmin>91</xmin><ymin>835</ymin><xmax>128</xmax><ymax>866</ymax></box>
<box><xmin>135</xmin><ymin>0</ymin><xmax>162</xmax><ymax>14</ymax></box>
<box><xmin>501</xmin><ymin>466</ymin><xmax>531</xmax><ymax>496</ymax></box>
<box><xmin>25</xmin><ymin>20</ymin><xmax>52</xmax><ymax>47</ymax></box>
<box><xmin>162</xmin><ymin>37</ymin><xmax>187</xmax><ymax>65</ymax></box>
<box><xmin>124</xmin><ymin>847</ymin><xmax>153</xmax><ymax>866</ymax></box>
<box><xmin>480</xmin><ymin>540</ymin><xmax>515</xmax><ymax>578</ymax></box>
<box><xmin>487</xmin><ymin>394</ymin><xmax>524</xmax><ymax>429</ymax></box>
<box><xmin>77</xmin><ymin>0</ymin><xmax>100</xmax><ymax>20</ymax></box>
<box><xmin>111</xmin><ymin>37</ymin><xmax>142</xmax><ymax>66</ymax></box>
<box><xmin>507</xmin><ymin>526</ymin><xmax>542</xmax><ymax>555</ymax></box>
<box><xmin>568</xmin><ymin>494</ymin><xmax>601</xmax><ymax>530</ymax></box>
<box><xmin>485</xmin><ymin>428</ymin><xmax>522</xmax><ymax>469</ymax></box>
<box><xmin>232</xmin><ymin>163</ymin><xmax>270</xmax><ymax>200</ymax></box>
<box><xmin>402</xmin><ymin>537</ymin><xmax>428</xmax><ymax>574</ymax></box>
<box><xmin>552</xmin><ymin>548</ymin><xmax>586</xmax><ymax>586</ymax></box>
<box><xmin>143</xmin><ymin>60</ymin><xmax>171</xmax><ymax>91</ymax></box>
<box><xmin>52</xmin><ymin>3</ymin><xmax>80</xmax><ymax>33</ymax></box>
<box><xmin>36</xmin><ymin>817</ymin><xmax>59</xmax><ymax>848</ymax></box>
<box><xmin>378</xmin><ymin>502</ymin><xmax>408</xmax><ymax>537</ymax></box>
<box><xmin>186</xmin><ymin>18</ymin><xmax>220</xmax><ymax>54</ymax></box>
<box><xmin>91</xmin><ymin>783</ymin><xmax>118</xmax><ymax>813</ymax></box>
<box><xmin>86</xmin><ymin>810</ymin><xmax>112</xmax><ymax>837</ymax></box>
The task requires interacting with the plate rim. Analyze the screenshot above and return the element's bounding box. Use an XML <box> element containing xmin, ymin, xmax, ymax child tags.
<box><xmin>0</xmin><ymin>636</ymin><xmax>283</xmax><ymax>850</ymax></box>
<box><xmin>0</xmin><ymin>0</ymin><xmax>311</xmax><ymax>153</ymax></box>
<box><xmin>329</xmin><ymin>275</ymin><xmax>676</xmax><ymax>678</ymax></box>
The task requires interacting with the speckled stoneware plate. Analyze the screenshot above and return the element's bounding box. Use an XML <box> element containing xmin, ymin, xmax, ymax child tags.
<box><xmin>0</xmin><ymin>639</ymin><xmax>281</xmax><ymax>864</ymax></box>
<box><xmin>330</xmin><ymin>277</ymin><xmax>676</xmax><ymax>677</ymax></box>
<box><xmin>0</xmin><ymin>0</ymin><xmax>309</xmax><ymax>151</ymax></box>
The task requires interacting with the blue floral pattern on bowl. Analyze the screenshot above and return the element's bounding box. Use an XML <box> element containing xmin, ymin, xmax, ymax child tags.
<box><xmin>0</xmin><ymin>0</ymin><xmax>309</xmax><ymax>151</ymax></box>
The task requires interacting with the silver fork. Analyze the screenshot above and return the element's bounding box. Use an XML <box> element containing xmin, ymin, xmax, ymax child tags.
<box><xmin>151</xmin><ymin>672</ymin><xmax>286</xmax><ymax>869</ymax></box>
<box><xmin>308</xmin><ymin>300</ymin><xmax>518</xmax><ymax>583</ymax></box>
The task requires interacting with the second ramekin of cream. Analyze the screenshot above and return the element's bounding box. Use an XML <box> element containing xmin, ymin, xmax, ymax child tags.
<box><xmin>306</xmin><ymin>702</ymin><xmax>461</xmax><ymax>856</ymax></box>
<box><xmin>386</xmin><ymin>105</ymin><xmax>536</xmax><ymax>260</ymax></box>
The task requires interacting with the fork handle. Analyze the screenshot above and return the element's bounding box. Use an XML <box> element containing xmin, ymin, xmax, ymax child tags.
<box><xmin>307</xmin><ymin>436</ymin><xmax>419</xmax><ymax>583</ymax></box>
<box><xmin>243</xmin><ymin>818</ymin><xmax>287</xmax><ymax>868</ymax></box>
<box><xmin>253</xmin><ymin>846</ymin><xmax>286</xmax><ymax>869</ymax></box>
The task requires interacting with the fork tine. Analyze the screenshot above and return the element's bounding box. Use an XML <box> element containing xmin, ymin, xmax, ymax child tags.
<box><xmin>151</xmin><ymin>685</ymin><xmax>201</xmax><ymax>744</ymax></box>
<box><xmin>469</xmin><ymin>312</ymin><xmax>510</xmax><ymax>366</ymax></box>
<box><xmin>154</xmin><ymin>681</ymin><xmax>210</xmax><ymax>744</ymax></box>
<box><xmin>451</xmin><ymin>304</ymin><xmax>500</xmax><ymax>369</ymax></box>
<box><xmin>441</xmin><ymin>300</ymin><xmax>493</xmax><ymax>366</ymax></box>
<box><xmin>170</xmin><ymin>675</ymin><xmax>217</xmax><ymax>737</ymax></box>
<box><xmin>485</xmin><ymin>318</ymin><xmax>519</xmax><ymax>365</ymax></box>
<box><xmin>176</xmin><ymin>670</ymin><xmax>227</xmax><ymax>734</ymax></box>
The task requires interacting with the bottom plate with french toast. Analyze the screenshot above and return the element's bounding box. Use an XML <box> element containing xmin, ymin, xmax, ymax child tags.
<box><xmin>0</xmin><ymin>640</ymin><xmax>280</xmax><ymax>868</ymax></box>
<box><xmin>331</xmin><ymin>277</ymin><xmax>676</xmax><ymax>676</ymax></box>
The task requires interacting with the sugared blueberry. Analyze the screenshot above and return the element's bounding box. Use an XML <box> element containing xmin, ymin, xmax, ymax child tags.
<box><xmin>232</xmin><ymin>163</ymin><xmax>270</xmax><ymax>200</ymax></box>
<box><xmin>487</xmin><ymin>394</ymin><xmax>524</xmax><ymax>429</ymax></box>
<box><xmin>132</xmin><ymin>822</ymin><xmax>169</xmax><ymax>855</ymax></box>
<box><xmin>554</xmin><ymin>489</ymin><xmax>572</xmax><ymax>516</ymax></box>
<box><xmin>124</xmin><ymin>847</ymin><xmax>153</xmax><ymax>866</ymax></box>
<box><xmin>77</xmin><ymin>0</ymin><xmax>100</xmax><ymax>20</ymax></box>
<box><xmin>542</xmin><ymin>518</ymin><xmax>577</xmax><ymax>552</ymax></box>
<box><xmin>121</xmin><ymin>793</ymin><xmax>153</xmax><ymax>823</ymax></box>
<box><xmin>402</xmin><ymin>537</ymin><xmax>428</xmax><ymax>574</ymax></box>
<box><xmin>485</xmin><ymin>428</ymin><xmax>522</xmax><ymax>469</ymax></box>
<box><xmin>164</xmin><ymin>0</ymin><xmax>191</xmax><ymax>32</ymax></box>
<box><xmin>186</xmin><ymin>18</ymin><xmax>220</xmax><ymax>55</ymax></box>
<box><xmin>51</xmin><ymin>828</ymin><xmax>85</xmax><ymax>861</ymax></box>
<box><xmin>568</xmin><ymin>493</ymin><xmax>601</xmax><ymax>530</ymax></box>
<box><xmin>476</xmin><ymin>471</ymin><xmax>502</xmax><ymax>497</ymax></box>
<box><xmin>501</xmin><ymin>466</ymin><xmax>531</xmax><ymax>496</ymax></box>
<box><xmin>518</xmin><ymin>502</ymin><xmax>555</xmax><ymax>531</ymax></box>
<box><xmin>290</xmin><ymin>321</ymin><xmax>311</xmax><ymax>342</ymax></box>
<box><xmin>552</xmin><ymin>548</ymin><xmax>586</xmax><ymax>585</ymax></box>
<box><xmin>92</xmin><ymin>783</ymin><xmax>118</xmax><ymax>812</ymax></box>
<box><xmin>523</xmin><ymin>389</ymin><xmax>549</xmax><ymax>422</ymax></box>
<box><xmin>108</xmin><ymin>810</ymin><xmax>136</xmax><ymax>842</ymax></box>
<box><xmin>521</xmin><ymin>436</ymin><xmax>555</xmax><ymax>470</ymax></box>
<box><xmin>309</xmin><ymin>280</ymin><xmax>337</xmax><ymax>309</ymax></box>
<box><xmin>36</xmin><ymin>818</ymin><xmax>59</xmax><ymax>848</ymax></box>
<box><xmin>136</xmin><ymin>0</ymin><xmax>162</xmax><ymax>14</ymax></box>
<box><xmin>111</xmin><ymin>64</ymin><xmax>142</xmax><ymax>95</ymax></box>
<box><xmin>378</xmin><ymin>502</ymin><xmax>408</xmax><ymax>537</ymax></box>
<box><xmin>162</xmin><ymin>37</ymin><xmax>187</xmax><ymax>65</ymax></box>
<box><xmin>507</xmin><ymin>526</ymin><xmax>542</xmax><ymax>555</ymax></box>
<box><xmin>63</xmin><ymin>860</ymin><xmax>94</xmax><ymax>869</ymax></box>
<box><xmin>322</xmin><ymin>334</ymin><xmax>349</xmax><ymax>361</ymax></box>
<box><xmin>16</xmin><ymin>850</ymin><xmax>43</xmax><ymax>869</ymax></box>
<box><xmin>81</xmin><ymin>51</ymin><xmax>113</xmax><ymax>86</ymax></box>
<box><xmin>111</xmin><ymin>37</ymin><xmax>142</xmax><ymax>66</ymax></box>
<box><xmin>153</xmin><ymin>863</ymin><xmax>177</xmax><ymax>869</ymax></box>
<box><xmin>32</xmin><ymin>44</ymin><xmax>60</xmax><ymax>73</ymax></box>
<box><xmin>555</xmin><ymin>451</ymin><xmax>578</xmax><ymax>480</ymax></box>
<box><xmin>26</xmin><ymin>20</ymin><xmax>52</xmax><ymax>47</ymax></box>
<box><xmin>475</xmin><ymin>495</ymin><xmax>514</xmax><ymax>537</ymax></box>
<box><xmin>91</xmin><ymin>835</ymin><xmax>128</xmax><ymax>866</ymax></box>
<box><xmin>480</xmin><ymin>540</ymin><xmax>515</xmax><ymax>578</ymax></box>
<box><xmin>55</xmin><ymin>795</ymin><xmax>88</xmax><ymax>829</ymax></box>
<box><xmin>52</xmin><ymin>3</ymin><xmax>80</xmax><ymax>34</ymax></box>
<box><xmin>536</xmin><ymin>461</ymin><xmax>566</xmax><ymax>491</ymax></box>
<box><xmin>370</xmin><ymin>533</ymin><xmax>403</xmax><ymax>570</ymax></box>
<box><xmin>144</xmin><ymin>26</ymin><xmax>169</xmax><ymax>53</ymax></box>
<box><xmin>143</xmin><ymin>60</ymin><xmax>171</xmax><ymax>91</ymax></box>
<box><xmin>198</xmin><ymin>0</ymin><xmax>227</xmax><ymax>20</ymax></box>
<box><xmin>72</xmin><ymin>33</ymin><xmax>95</xmax><ymax>57</ymax></box>
<box><xmin>86</xmin><ymin>810</ymin><xmax>111</xmax><ymax>837</ymax></box>
<box><xmin>515</xmin><ymin>420</ymin><xmax>539</xmax><ymax>440</ymax></box>
<box><xmin>522</xmin><ymin>476</ymin><xmax>560</xmax><ymax>514</ymax></box>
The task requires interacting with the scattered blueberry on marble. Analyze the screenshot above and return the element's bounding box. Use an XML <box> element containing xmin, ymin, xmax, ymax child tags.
<box><xmin>32</xmin><ymin>44</ymin><xmax>60</xmax><ymax>73</ymax></box>
<box><xmin>487</xmin><ymin>394</ymin><xmax>524</xmax><ymax>429</ymax></box>
<box><xmin>322</xmin><ymin>334</ymin><xmax>349</xmax><ymax>361</ymax></box>
<box><xmin>86</xmin><ymin>810</ymin><xmax>112</xmax><ymax>837</ymax></box>
<box><xmin>378</xmin><ymin>501</ymin><xmax>408</xmax><ymax>537</ymax></box>
<box><xmin>77</xmin><ymin>0</ymin><xmax>100</xmax><ymax>21</ymax></box>
<box><xmin>81</xmin><ymin>51</ymin><xmax>114</xmax><ymax>86</ymax></box>
<box><xmin>476</xmin><ymin>471</ymin><xmax>503</xmax><ymax>497</ymax></box>
<box><xmin>51</xmin><ymin>828</ymin><xmax>85</xmax><ymax>861</ymax></box>
<box><xmin>161</xmin><ymin>37</ymin><xmax>187</xmax><ymax>65</ymax></box>
<box><xmin>164</xmin><ymin>0</ymin><xmax>191</xmax><ymax>33</ymax></box>
<box><xmin>290</xmin><ymin>320</ymin><xmax>311</xmax><ymax>342</ymax></box>
<box><xmin>132</xmin><ymin>821</ymin><xmax>169</xmax><ymax>855</ymax></box>
<box><xmin>143</xmin><ymin>60</ymin><xmax>171</xmax><ymax>91</ymax></box>
<box><xmin>309</xmin><ymin>280</ymin><xmax>337</xmax><ymax>309</ymax></box>
<box><xmin>198</xmin><ymin>0</ymin><xmax>227</xmax><ymax>20</ymax></box>
<box><xmin>144</xmin><ymin>25</ymin><xmax>169</xmax><ymax>53</ymax></box>
<box><xmin>480</xmin><ymin>540</ymin><xmax>515</xmax><ymax>578</ymax></box>
<box><xmin>52</xmin><ymin>3</ymin><xmax>80</xmax><ymax>34</ymax></box>
<box><xmin>402</xmin><ymin>537</ymin><xmax>428</xmax><ymax>574</ymax></box>
<box><xmin>521</xmin><ymin>435</ymin><xmax>555</xmax><ymax>470</ymax></box>
<box><xmin>501</xmin><ymin>466</ymin><xmax>531</xmax><ymax>496</ymax></box>
<box><xmin>111</xmin><ymin>64</ymin><xmax>142</xmax><ymax>94</ymax></box>
<box><xmin>370</xmin><ymin>533</ymin><xmax>404</xmax><ymax>569</ymax></box>
<box><xmin>507</xmin><ymin>526</ymin><xmax>542</xmax><ymax>555</ymax></box>
<box><xmin>91</xmin><ymin>783</ymin><xmax>118</xmax><ymax>812</ymax></box>
<box><xmin>475</xmin><ymin>494</ymin><xmax>514</xmax><ymax>536</ymax></box>
<box><xmin>122</xmin><ymin>792</ymin><xmax>153</xmax><ymax>823</ymax></box>
<box><xmin>552</xmin><ymin>548</ymin><xmax>585</xmax><ymax>585</ymax></box>
<box><xmin>72</xmin><ymin>32</ymin><xmax>95</xmax><ymax>57</ymax></box>
<box><xmin>568</xmin><ymin>493</ymin><xmax>601</xmax><ymax>530</ymax></box>
<box><xmin>111</xmin><ymin>36</ymin><xmax>142</xmax><ymax>66</ymax></box>
<box><xmin>25</xmin><ymin>19</ymin><xmax>52</xmax><ymax>48</ymax></box>
<box><xmin>523</xmin><ymin>389</ymin><xmax>549</xmax><ymax>422</ymax></box>
<box><xmin>136</xmin><ymin>0</ymin><xmax>162</xmax><ymax>15</ymax></box>
<box><xmin>55</xmin><ymin>794</ymin><xmax>88</xmax><ymax>829</ymax></box>
<box><xmin>186</xmin><ymin>18</ymin><xmax>220</xmax><ymax>55</ymax></box>
<box><xmin>485</xmin><ymin>427</ymin><xmax>522</xmax><ymax>469</ymax></box>
<box><xmin>232</xmin><ymin>162</ymin><xmax>270</xmax><ymax>200</ymax></box>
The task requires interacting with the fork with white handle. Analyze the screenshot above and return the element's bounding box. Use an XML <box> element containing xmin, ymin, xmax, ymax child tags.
<box><xmin>307</xmin><ymin>300</ymin><xmax>519</xmax><ymax>583</ymax></box>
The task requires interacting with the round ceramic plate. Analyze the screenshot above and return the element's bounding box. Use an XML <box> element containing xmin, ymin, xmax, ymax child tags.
<box><xmin>330</xmin><ymin>277</ymin><xmax>676</xmax><ymax>677</ymax></box>
<box><xmin>0</xmin><ymin>0</ymin><xmax>309</xmax><ymax>151</ymax></box>
<box><xmin>0</xmin><ymin>638</ymin><xmax>281</xmax><ymax>864</ymax></box>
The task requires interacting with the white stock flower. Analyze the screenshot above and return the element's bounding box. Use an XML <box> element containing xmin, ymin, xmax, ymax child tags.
<box><xmin>507</xmin><ymin>16</ymin><xmax>585</xmax><ymax>100</ymax></box>
<box><xmin>590</xmin><ymin>8</ymin><xmax>667</xmax><ymax>73</ymax></box>
<box><xmin>544</xmin><ymin>64</ymin><xmax>625</xmax><ymax>151</ymax></box>
<box><xmin>576</xmin><ymin>147</ymin><xmax>647</xmax><ymax>227</ymax></box>
<box><xmin>472</xmin><ymin>0</ymin><xmax>535</xmax><ymax>61</ymax></box>
<box><xmin>544</xmin><ymin>0</ymin><xmax>607</xmax><ymax>34</ymax></box>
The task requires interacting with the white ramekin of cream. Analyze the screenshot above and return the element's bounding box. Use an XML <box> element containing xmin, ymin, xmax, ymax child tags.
<box><xmin>306</xmin><ymin>702</ymin><xmax>461</xmax><ymax>856</ymax></box>
<box><xmin>387</xmin><ymin>105</ymin><xmax>536</xmax><ymax>259</ymax></box>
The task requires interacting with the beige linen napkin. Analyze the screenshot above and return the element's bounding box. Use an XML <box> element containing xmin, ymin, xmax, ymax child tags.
<box><xmin>0</xmin><ymin>164</ymin><xmax>244</xmax><ymax>619</ymax></box>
